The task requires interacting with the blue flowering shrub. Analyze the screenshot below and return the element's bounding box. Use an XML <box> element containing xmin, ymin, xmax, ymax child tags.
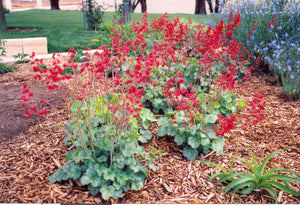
<box><xmin>216</xmin><ymin>0</ymin><xmax>300</xmax><ymax>99</ymax></box>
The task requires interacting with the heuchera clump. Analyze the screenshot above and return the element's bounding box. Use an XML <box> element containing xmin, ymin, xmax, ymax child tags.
<box><xmin>21</xmin><ymin>12</ymin><xmax>266</xmax><ymax>200</ymax></box>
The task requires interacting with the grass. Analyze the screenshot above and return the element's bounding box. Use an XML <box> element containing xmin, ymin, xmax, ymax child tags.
<box><xmin>0</xmin><ymin>9</ymin><xmax>211</xmax><ymax>53</ymax></box>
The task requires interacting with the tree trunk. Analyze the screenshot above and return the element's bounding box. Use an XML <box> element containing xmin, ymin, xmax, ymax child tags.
<box><xmin>0</xmin><ymin>0</ymin><xmax>8</xmax><ymax>32</ymax></box>
<box><xmin>131</xmin><ymin>0</ymin><xmax>147</xmax><ymax>13</ymax></box>
<box><xmin>88</xmin><ymin>0</ymin><xmax>93</xmax><ymax>12</ymax></box>
<box><xmin>207</xmin><ymin>0</ymin><xmax>213</xmax><ymax>13</ymax></box>
<box><xmin>50</xmin><ymin>0</ymin><xmax>60</xmax><ymax>10</ymax></box>
<box><xmin>214</xmin><ymin>0</ymin><xmax>219</xmax><ymax>13</ymax></box>
<box><xmin>140</xmin><ymin>0</ymin><xmax>146</xmax><ymax>13</ymax></box>
<box><xmin>195</xmin><ymin>0</ymin><xmax>206</xmax><ymax>14</ymax></box>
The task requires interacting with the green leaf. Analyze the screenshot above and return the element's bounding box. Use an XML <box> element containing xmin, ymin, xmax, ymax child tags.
<box><xmin>204</xmin><ymin>113</ymin><xmax>218</xmax><ymax>124</ymax></box>
<box><xmin>122</xmin><ymin>140</ymin><xmax>137</xmax><ymax>157</ymax></box>
<box><xmin>259</xmin><ymin>148</ymin><xmax>293</xmax><ymax>173</ymax></box>
<box><xmin>131</xmin><ymin>173</ymin><xmax>146</xmax><ymax>191</ymax></box>
<box><xmin>207</xmin><ymin>129</ymin><xmax>217</xmax><ymax>139</ymax></box>
<box><xmin>215</xmin><ymin>101</ymin><xmax>221</xmax><ymax>109</ymax></box>
<box><xmin>264</xmin><ymin>167</ymin><xmax>300</xmax><ymax>179</ymax></box>
<box><xmin>147</xmin><ymin>160</ymin><xmax>157</xmax><ymax>171</ymax></box>
<box><xmin>199</xmin><ymin>160</ymin><xmax>229</xmax><ymax>174</ymax></box>
<box><xmin>129</xmin><ymin>160</ymin><xmax>148</xmax><ymax>175</ymax></box>
<box><xmin>188</xmin><ymin>136</ymin><xmax>201</xmax><ymax>149</ymax></box>
<box><xmin>175</xmin><ymin>111</ymin><xmax>187</xmax><ymax>123</ymax></box>
<box><xmin>157</xmin><ymin>127</ymin><xmax>167</xmax><ymax>137</ymax></box>
<box><xmin>174</xmin><ymin>133</ymin><xmax>186</xmax><ymax>146</ymax></box>
<box><xmin>157</xmin><ymin>117</ymin><xmax>176</xmax><ymax>136</ymax></box>
<box><xmin>94</xmin><ymin>163</ymin><xmax>107</xmax><ymax>176</ymax></box>
<box><xmin>201</xmin><ymin>137</ymin><xmax>210</xmax><ymax>147</ymax></box>
<box><xmin>157</xmin><ymin>117</ymin><xmax>171</xmax><ymax>127</ymax></box>
<box><xmin>211</xmin><ymin>138</ymin><xmax>225</xmax><ymax>154</ymax></box>
<box><xmin>80</xmin><ymin>164</ymin><xmax>102</xmax><ymax>187</ymax></box>
<box><xmin>262</xmin><ymin>174</ymin><xmax>300</xmax><ymax>183</ymax></box>
<box><xmin>139</xmin><ymin>108</ymin><xmax>156</xmax><ymax>122</ymax></box>
<box><xmin>260</xmin><ymin>181</ymin><xmax>300</xmax><ymax>196</ymax></box>
<box><xmin>235</xmin><ymin>183</ymin><xmax>256</xmax><ymax>195</ymax></box>
<box><xmin>238</xmin><ymin>98</ymin><xmax>245</xmax><ymax>107</ymax></box>
<box><xmin>66</xmin><ymin>163</ymin><xmax>82</xmax><ymax>180</ymax></box>
<box><xmin>139</xmin><ymin>128</ymin><xmax>152</xmax><ymax>143</ymax></box>
<box><xmin>100</xmin><ymin>185</ymin><xmax>116</xmax><ymax>200</ymax></box>
<box><xmin>49</xmin><ymin>169</ymin><xmax>68</xmax><ymax>183</ymax></box>
<box><xmin>103</xmin><ymin>166</ymin><xmax>117</xmax><ymax>181</ymax></box>
<box><xmin>88</xmin><ymin>184</ymin><xmax>100</xmax><ymax>196</ymax></box>
<box><xmin>80</xmin><ymin>175</ymin><xmax>91</xmax><ymax>185</ymax></box>
<box><xmin>263</xmin><ymin>184</ymin><xmax>278</xmax><ymax>203</ymax></box>
<box><xmin>235</xmin><ymin>156</ymin><xmax>259</xmax><ymax>178</ymax></box>
<box><xmin>216</xmin><ymin>172</ymin><xmax>255</xmax><ymax>185</ymax></box>
<box><xmin>183</xmin><ymin>146</ymin><xmax>198</xmax><ymax>160</ymax></box>
<box><xmin>112</xmin><ymin>188</ymin><xmax>123</xmax><ymax>199</ymax></box>
<box><xmin>245</xmin><ymin>145</ymin><xmax>259</xmax><ymax>171</ymax></box>
<box><xmin>49</xmin><ymin>162</ymin><xmax>82</xmax><ymax>183</ymax></box>
<box><xmin>221</xmin><ymin>175</ymin><xmax>257</xmax><ymax>194</ymax></box>
<box><xmin>207</xmin><ymin>172</ymin><xmax>227</xmax><ymax>182</ymax></box>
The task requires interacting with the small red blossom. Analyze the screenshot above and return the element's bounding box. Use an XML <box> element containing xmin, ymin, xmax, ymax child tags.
<box><xmin>38</xmin><ymin>108</ymin><xmax>47</xmax><ymax>116</ymax></box>
<box><xmin>25</xmin><ymin>110</ymin><xmax>31</xmax><ymax>118</ymax></box>
<box><xmin>30</xmin><ymin>106</ymin><xmax>37</xmax><ymax>111</ymax></box>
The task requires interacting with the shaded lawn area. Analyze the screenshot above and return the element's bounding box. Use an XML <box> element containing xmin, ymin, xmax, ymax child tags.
<box><xmin>0</xmin><ymin>10</ymin><xmax>212</xmax><ymax>53</ymax></box>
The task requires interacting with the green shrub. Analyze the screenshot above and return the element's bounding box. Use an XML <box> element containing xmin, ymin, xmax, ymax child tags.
<box><xmin>85</xmin><ymin>0</ymin><xmax>105</xmax><ymax>30</ymax></box>
<box><xmin>4</xmin><ymin>7</ymin><xmax>10</xmax><ymax>13</ymax></box>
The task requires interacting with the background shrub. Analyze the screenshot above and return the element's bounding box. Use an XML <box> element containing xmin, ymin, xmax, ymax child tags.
<box><xmin>217</xmin><ymin>0</ymin><xmax>300</xmax><ymax>99</ymax></box>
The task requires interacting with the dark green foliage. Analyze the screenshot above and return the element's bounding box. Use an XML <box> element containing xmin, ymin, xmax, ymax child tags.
<box><xmin>201</xmin><ymin>147</ymin><xmax>300</xmax><ymax>203</ymax></box>
<box><xmin>50</xmin><ymin>97</ymin><xmax>156</xmax><ymax>200</ymax></box>
<box><xmin>85</xmin><ymin>1</ymin><xmax>105</xmax><ymax>31</ymax></box>
<box><xmin>0</xmin><ymin>63</ymin><xmax>18</xmax><ymax>74</ymax></box>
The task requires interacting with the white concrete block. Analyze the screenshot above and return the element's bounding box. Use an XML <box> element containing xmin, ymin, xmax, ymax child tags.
<box><xmin>2</xmin><ymin>37</ymin><xmax>48</xmax><ymax>57</ymax></box>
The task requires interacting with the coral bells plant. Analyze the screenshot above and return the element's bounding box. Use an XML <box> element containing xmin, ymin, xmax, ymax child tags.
<box><xmin>25</xmin><ymin>46</ymin><xmax>157</xmax><ymax>200</ymax></box>
<box><xmin>22</xmin><ymin>12</ymin><xmax>265</xmax><ymax>200</ymax></box>
<box><xmin>147</xmin><ymin>11</ymin><xmax>258</xmax><ymax>160</ymax></box>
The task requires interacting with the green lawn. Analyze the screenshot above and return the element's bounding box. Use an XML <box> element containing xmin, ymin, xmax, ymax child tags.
<box><xmin>0</xmin><ymin>9</ymin><xmax>211</xmax><ymax>53</ymax></box>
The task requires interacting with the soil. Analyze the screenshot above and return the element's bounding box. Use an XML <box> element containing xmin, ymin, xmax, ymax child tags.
<box><xmin>8</xmin><ymin>28</ymin><xmax>37</xmax><ymax>32</ymax></box>
<box><xmin>0</xmin><ymin>58</ymin><xmax>299</xmax><ymax>203</ymax></box>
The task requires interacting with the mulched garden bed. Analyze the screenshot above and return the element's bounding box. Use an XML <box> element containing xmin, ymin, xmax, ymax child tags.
<box><xmin>0</xmin><ymin>59</ymin><xmax>299</xmax><ymax>203</ymax></box>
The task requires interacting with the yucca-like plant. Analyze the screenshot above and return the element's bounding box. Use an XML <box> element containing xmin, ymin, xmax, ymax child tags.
<box><xmin>201</xmin><ymin>147</ymin><xmax>300</xmax><ymax>203</ymax></box>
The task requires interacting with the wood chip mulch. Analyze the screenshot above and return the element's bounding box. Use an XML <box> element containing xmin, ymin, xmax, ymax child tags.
<box><xmin>0</xmin><ymin>59</ymin><xmax>299</xmax><ymax>204</ymax></box>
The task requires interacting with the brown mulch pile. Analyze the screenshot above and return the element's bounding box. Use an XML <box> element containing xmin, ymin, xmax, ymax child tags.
<box><xmin>0</xmin><ymin>59</ymin><xmax>299</xmax><ymax>203</ymax></box>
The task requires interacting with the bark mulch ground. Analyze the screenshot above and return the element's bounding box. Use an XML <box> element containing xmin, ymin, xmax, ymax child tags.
<box><xmin>0</xmin><ymin>60</ymin><xmax>299</xmax><ymax>203</ymax></box>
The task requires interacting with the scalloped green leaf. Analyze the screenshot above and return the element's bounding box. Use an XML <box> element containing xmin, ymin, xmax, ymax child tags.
<box><xmin>139</xmin><ymin>128</ymin><xmax>152</xmax><ymax>143</ymax></box>
<box><xmin>131</xmin><ymin>173</ymin><xmax>146</xmax><ymax>191</ymax></box>
<box><xmin>211</xmin><ymin>138</ymin><xmax>225</xmax><ymax>154</ymax></box>
<box><xmin>100</xmin><ymin>185</ymin><xmax>116</xmax><ymax>200</ymax></box>
<box><xmin>201</xmin><ymin>136</ymin><xmax>210</xmax><ymax>147</ymax></box>
<box><xmin>66</xmin><ymin>163</ymin><xmax>82</xmax><ymax>180</ymax></box>
<box><xmin>204</xmin><ymin>113</ymin><xmax>218</xmax><ymax>124</ymax></box>
<box><xmin>174</xmin><ymin>133</ymin><xmax>186</xmax><ymax>146</ymax></box>
<box><xmin>49</xmin><ymin>168</ymin><xmax>68</xmax><ymax>183</ymax></box>
<box><xmin>188</xmin><ymin>136</ymin><xmax>201</xmax><ymax>149</ymax></box>
<box><xmin>183</xmin><ymin>146</ymin><xmax>198</xmax><ymax>160</ymax></box>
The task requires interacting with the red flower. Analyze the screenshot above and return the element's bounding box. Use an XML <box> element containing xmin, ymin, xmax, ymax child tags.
<box><xmin>25</xmin><ymin>110</ymin><xmax>31</xmax><ymax>118</ymax></box>
<box><xmin>30</xmin><ymin>106</ymin><xmax>37</xmax><ymax>111</ymax></box>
